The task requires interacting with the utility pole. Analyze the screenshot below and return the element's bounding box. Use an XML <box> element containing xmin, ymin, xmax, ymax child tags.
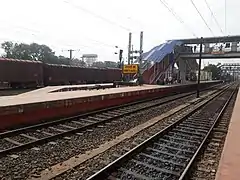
<box><xmin>131</xmin><ymin>45</ymin><xmax>134</xmax><ymax>64</ymax></box>
<box><xmin>139</xmin><ymin>31</ymin><xmax>143</xmax><ymax>68</ymax></box>
<box><xmin>125</xmin><ymin>31</ymin><xmax>144</xmax><ymax>83</ymax></box>
<box><xmin>128</xmin><ymin>32</ymin><xmax>132</xmax><ymax>65</ymax></box>
<box><xmin>197</xmin><ymin>37</ymin><xmax>203</xmax><ymax>98</ymax></box>
<box><xmin>62</xmin><ymin>49</ymin><xmax>79</xmax><ymax>60</ymax></box>
<box><xmin>119</xmin><ymin>49</ymin><xmax>123</xmax><ymax>68</ymax></box>
<box><xmin>68</xmin><ymin>49</ymin><xmax>75</xmax><ymax>60</ymax></box>
<box><xmin>139</xmin><ymin>31</ymin><xmax>143</xmax><ymax>85</ymax></box>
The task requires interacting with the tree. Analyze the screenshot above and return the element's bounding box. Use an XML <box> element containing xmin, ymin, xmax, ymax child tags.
<box><xmin>91</xmin><ymin>61</ymin><xmax>118</xmax><ymax>68</ymax></box>
<box><xmin>1</xmin><ymin>41</ymin><xmax>70</xmax><ymax>65</ymax></box>
<box><xmin>203</xmin><ymin>64</ymin><xmax>221</xmax><ymax>80</ymax></box>
<box><xmin>28</xmin><ymin>43</ymin><xmax>56</xmax><ymax>62</ymax></box>
<box><xmin>104</xmin><ymin>61</ymin><xmax>118</xmax><ymax>68</ymax></box>
<box><xmin>2</xmin><ymin>42</ymin><xmax>35</xmax><ymax>60</ymax></box>
<box><xmin>13</xmin><ymin>43</ymin><xmax>32</xmax><ymax>60</ymax></box>
<box><xmin>70</xmin><ymin>58</ymin><xmax>87</xmax><ymax>67</ymax></box>
<box><xmin>1</xmin><ymin>41</ymin><xmax>14</xmax><ymax>58</ymax></box>
<box><xmin>91</xmin><ymin>61</ymin><xmax>105</xmax><ymax>68</ymax></box>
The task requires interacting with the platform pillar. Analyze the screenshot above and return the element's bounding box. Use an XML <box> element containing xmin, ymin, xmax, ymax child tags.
<box><xmin>204</xmin><ymin>43</ymin><xmax>210</xmax><ymax>53</ymax></box>
<box><xmin>231</xmin><ymin>42</ymin><xmax>238</xmax><ymax>52</ymax></box>
<box><xmin>178</xmin><ymin>57</ymin><xmax>187</xmax><ymax>84</ymax></box>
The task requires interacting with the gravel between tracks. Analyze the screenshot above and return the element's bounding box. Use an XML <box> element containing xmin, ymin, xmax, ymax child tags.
<box><xmin>189</xmin><ymin>90</ymin><xmax>237</xmax><ymax>180</ymax></box>
<box><xmin>55</xmin><ymin>98</ymin><xmax>206</xmax><ymax>179</ymax></box>
<box><xmin>0</xmin><ymin>91</ymin><xmax>213</xmax><ymax>179</ymax></box>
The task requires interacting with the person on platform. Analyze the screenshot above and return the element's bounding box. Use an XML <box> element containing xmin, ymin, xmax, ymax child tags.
<box><xmin>219</xmin><ymin>44</ymin><xmax>223</xmax><ymax>52</ymax></box>
<box><xmin>168</xmin><ymin>76</ymin><xmax>173</xmax><ymax>84</ymax></box>
<box><xmin>194</xmin><ymin>46</ymin><xmax>197</xmax><ymax>53</ymax></box>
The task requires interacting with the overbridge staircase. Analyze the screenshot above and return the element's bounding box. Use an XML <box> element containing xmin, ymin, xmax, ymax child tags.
<box><xmin>135</xmin><ymin>40</ymin><xmax>198</xmax><ymax>84</ymax></box>
<box><xmin>138</xmin><ymin>40</ymin><xmax>182</xmax><ymax>84</ymax></box>
<box><xmin>143</xmin><ymin>53</ymin><xmax>177</xmax><ymax>84</ymax></box>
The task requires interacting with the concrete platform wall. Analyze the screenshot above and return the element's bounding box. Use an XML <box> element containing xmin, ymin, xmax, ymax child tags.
<box><xmin>0</xmin><ymin>81</ymin><xmax>222</xmax><ymax>130</ymax></box>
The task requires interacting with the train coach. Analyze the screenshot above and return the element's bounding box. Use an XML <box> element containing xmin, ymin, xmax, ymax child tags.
<box><xmin>0</xmin><ymin>58</ymin><xmax>122</xmax><ymax>88</ymax></box>
<box><xmin>0</xmin><ymin>58</ymin><xmax>43</xmax><ymax>88</ymax></box>
<box><xmin>43</xmin><ymin>64</ymin><xmax>122</xmax><ymax>85</ymax></box>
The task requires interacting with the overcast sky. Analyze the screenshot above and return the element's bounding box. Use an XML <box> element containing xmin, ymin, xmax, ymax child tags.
<box><xmin>0</xmin><ymin>0</ymin><xmax>239</xmax><ymax>65</ymax></box>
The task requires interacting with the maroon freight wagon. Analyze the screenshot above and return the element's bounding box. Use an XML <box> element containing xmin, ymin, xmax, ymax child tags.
<box><xmin>43</xmin><ymin>64</ymin><xmax>122</xmax><ymax>85</ymax></box>
<box><xmin>105</xmin><ymin>68</ymin><xmax>122</xmax><ymax>82</ymax></box>
<box><xmin>0</xmin><ymin>58</ymin><xmax>122</xmax><ymax>88</ymax></box>
<box><xmin>0</xmin><ymin>58</ymin><xmax>43</xmax><ymax>88</ymax></box>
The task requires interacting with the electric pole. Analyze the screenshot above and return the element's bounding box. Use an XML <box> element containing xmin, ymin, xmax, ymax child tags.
<box><xmin>119</xmin><ymin>49</ymin><xmax>123</xmax><ymax>68</ymax></box>
<box><xmin>62</xmin><ymin>49</ymin><xmax>80</xmax><ymax>60</ymax></box>
<box><xmin>128</xmin><ymin>32</ymin><xmax>132</xmax><ymax>65</ymax></box>
<box><xmin>139</xmin><ymin>31</ymin><xmax>143</xmax><ymax>85</ymax></box>
<box><xmin>131</xmin><ymin>45</ymin><xmax>134</xmax><ymax>64</ymax></box>
<box><xmin>68</xmin><ymin>49</ymin><xmax>75</xmax><ymax>60</ymax></box>
<box><xmin>197</xmin><ymin>37</ymin><xmax>203</xmax><ymax>98</ymax></box>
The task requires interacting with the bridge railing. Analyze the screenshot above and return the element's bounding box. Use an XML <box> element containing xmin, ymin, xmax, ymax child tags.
<box><xmin>189</xmin><ymin>45</ymin><xmax>240</xmax><ymax>54</ymax></box>
<box><xmin>149</xmin><ymin>53</ymin><xmax>181</xmax><ymax>84</ymax></box>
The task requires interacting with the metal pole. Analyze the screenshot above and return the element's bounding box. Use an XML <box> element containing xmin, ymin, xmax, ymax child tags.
<box><xmin>131</xmin><ymin>45</ymin><xmax>134</xmax><ymax>64</ymax></box>
<box><xmin>225</xmin><ymin>0</ymin><xmax>227</xmax><ymax>34</ymax></box>
<box><xmin>119</xmin><ymin>49</ymin><xmax>123</xmax><ymax>68</ymax></box>
<box><xmin>139</xmin><ymin>31</ymin><xmax>143</xmax><ymax>85</ymax></box>
<box><xmin>139</xmin><ymin>31</ymin><xmax>143</xmax><ymax>67</ymax></box>
<box><xmin>119</xmin><ymin>50</ymin><xmax>123</xmax><ymax>81</ymax></box>
<box><xmin>69</xmin><ymin>49</ymin><xmax>73</xmax><ymax>60</ymax></box>
<box><xmin>128</xmin><ymin>32</ymin><xmax>132</xmax><ymax>65</ymax></box>
<box><xmin>197</xmin><ymin>37</ymin><xmax>203</xmax><ymax>98</ymax></box>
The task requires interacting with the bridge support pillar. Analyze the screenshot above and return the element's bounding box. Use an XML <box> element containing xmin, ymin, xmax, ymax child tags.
<box><xmin>178</xmin><ymin>58</ymin><xmax>187</xmax><ymax>84</ymax></box>
<box><xmin>231</xmin><ymin>42</ymin><xmax>238</xmax><ymax>52</ymax></box>
<box><xmin>204</xmin><ymin>43</ymin><xmax>210</xmax><ymax>53</ymax></box>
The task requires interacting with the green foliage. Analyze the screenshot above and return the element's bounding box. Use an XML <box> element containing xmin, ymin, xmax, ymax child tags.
<box><xmin>70</xmin><ymin>58</ymin><xmax>87</xmax><ymax>67</ymax></box>
<box><xmin>91</xmin><ymin>61</ymin><xmax>118</xmax><ymax>68</ymax></box>
<box><xmin>1</xmin><ymin>41</ymin><xmax>117</xmax><ymax>68</ymax></box>
<box><xmin>203</xmin><ymin>64</ymin><xmax>221</xmax><ymax>80</ymax></box>
<box><xmin>1</xmin><ymin>41</ymin><xmax>70</xmax><ymax>65</ymax></box>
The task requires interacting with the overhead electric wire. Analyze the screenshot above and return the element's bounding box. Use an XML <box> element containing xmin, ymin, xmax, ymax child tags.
<box><xmin>72</xmin><ymin>49</ymin><xmax>81</xmax><ymax>59</ymax></box>
<box><xmin>87</xmin><ymin>38</ymin><xmax>117</xmax><ymax>48</ymax></box>
<box><xmin>159</xmin><ymin>0</ymin><xmax>198</xmax><ymax>38</ymax></box>
<box><xmin>190</xmin><ymin>0</ymin><xmax>214</xmax><ymax>36</ymax></box>
<box><xmin>63</xmin><ymin>0</ymin><xmax>131</xmax><ymax>32</ymax></box>
<box><xmin>225</xmin><ymin>0</ymin><xmax>227</xmax><ymax>34</ymax></box>
<box><xmin>0</xmin><ymin>24</ymin><xmax>118</xmax><ymax>50</ymax></box>
<box><xmin>204</xmin><ymin>0</ymin><xmax>224</xmax><ymax>34</ymax></box>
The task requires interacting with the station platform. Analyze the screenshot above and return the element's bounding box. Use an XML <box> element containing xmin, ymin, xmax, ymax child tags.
<box><xmin>0</xmin><ymin>81</ymin><xmax>221</xmax><ymax>131</ymax></box>
<box><xmin>215</xmin><ymin>88</ymin><xmax>240</xmax><ymax>180</ymax></box>
<box><xmin>16</xmin><ymin>83</ymin><xmax>114</xmax><ymax>97</ymax></box>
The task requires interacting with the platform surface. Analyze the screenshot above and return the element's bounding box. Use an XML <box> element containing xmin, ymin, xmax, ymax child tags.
<box><xmin>0</xmin><ymin>84</ymin><xmax>169</xmax><ymax>107</ymax></box>
<box><xmin>0</xmin><ymin>81</ymin><xmax>219</xmax><ymax>108</ymax></box>
<box><xmin>215</xmin><ymin>88</ymin><xmax>240</xmax><ymax>180</ymax></box>
<box><xmin>0</xmin><ymin>81</ymin><xmax>221</xmax><ymax>130</ymax></box>
<box><xmin>17</xmin><ymin>83</ymin><xmax>114</xmax><ymax>97</ymax></box>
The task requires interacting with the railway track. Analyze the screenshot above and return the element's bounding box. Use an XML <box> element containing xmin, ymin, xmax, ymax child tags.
<box><xmin>87</xmin><ymin>83</ymin><xmax>237</xmax><ymax>180</ymax></box>
<box><xmin>0</xmin><ymin>85</ymin><xmax>224</xmax><ymax>157</ymax></box>
<box><xmin>189</xmin><ymin>89</ymin><xmax>237</xmax><ymax>180</ymax></box>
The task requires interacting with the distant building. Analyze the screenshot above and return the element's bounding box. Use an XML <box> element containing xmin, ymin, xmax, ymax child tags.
<box><xmin>82</xmin><ymin>54</ymin><xmax>98</xmax><ymax>66</ymax></box>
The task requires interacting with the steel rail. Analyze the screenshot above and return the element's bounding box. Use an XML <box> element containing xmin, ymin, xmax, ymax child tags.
<box><xmin>86</xmin><ymin>83</ymin><xmax>237</xmax><ymax>180</ymax></box>
<box><xmin>0</xmin><ymin>83</ymin><xmax>223</xmax><ymax>138</ymax></box>
<box><xmin>0</xmin><ymin>91</ymin><xmax>191</xmax><ymax>138</ymax></box>
<box><xmin>178</xmin><ymin>84</ymin><xmax>238</xmax><ymax>179</ymax></box>
<box><xmin>0</xmin><ymin>88</ymin><xmax>216</xmax><ymax>157</ymax></box>
<box><xmin>0</xmin><ymin>84</ymin><xmax>226</xmax><ymax>157</ymax></box>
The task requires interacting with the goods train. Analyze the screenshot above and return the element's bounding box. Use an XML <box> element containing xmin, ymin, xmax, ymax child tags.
<box><xmin>0</xmin><ymin>58</ymin><xmax>122</xmax><ymax>88</ymax></box>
